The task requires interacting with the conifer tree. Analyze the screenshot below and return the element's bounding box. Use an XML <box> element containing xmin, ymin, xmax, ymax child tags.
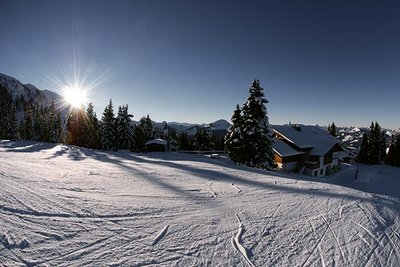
<box><xmin>178</xmin><ymin>131</ymin><xmax>191</xmax><ymax>151</ymax></box>
<box><xmin>328</xmin><ymin>122</ymin><xmax>337</xmax><ymax>137</ymax></box>
<box><xmin>5</xmin><ymin>104</ymin><xmax>19</xmax><ymax>141</ymax></box>
<box><xmin>134</xmin><ymin>115</ymin><xmax>153</xmax><ymax>151</ymax></box>
<box><xmin>225</xmin><ymin>104</ymin><xmax>245</xmax><ymax>164</ymax></box>
<box><xmin>358</xmin><ymin>132</ymin><xmax>370</xmax><ymax>163</ymax></box>
<box><xmin>386</xmin><ymin>135</ymin><xmax>396</xmax><ymax>166</ymax></box>
<box><xmin>101</xmin><ymin>99</ymin><xmax>116</xmax><ymax>150</ymax></box>
<box><xmin>0</xmin><ymin>85</ymin><xmax>13</xmax><ymax>139</ymax></box>
<box><xmin>241</xmin><ymin>79</ymin><xmax>275</xmax><ymax>169</ymax></box>
<box><xmin>23</xmin><ymin>108</ymin><xmax>33</xmax><ymax>140</ymax></box>
<box><xmin>193</xmin><ymin>127</ymin><xmax>214</xmax><ymax>151</ymax></box>
<box><xmin>85</xmin><ymin>103</ymin><xmax>101</xmax><ymax>149</ymax></box>
<box><xmin>33</xmin><ymin>108</ymin><xmax>43</xmax><ymax>141</ymax></box>
<box><xmin>358</xmin><ymin>122</ymin><xmax>386</xmax><ymax>164</ymax></box>
<box><xmin>395</xmin><ymin>135</ymin><xmax>400</xmax><ymax>166</ymax></box>
<box><xmin>116</xmin><ymin>105</ymin><xmax>134</xmax><ymax>150</ymax></box>
<box><xmin>48</xmin><ymin>102</ymin><xmax>62</xmax><ymax>143</ymax></box>
<box><xmin>66</xmin><ymin>107</ymin><xmax>86</xmax><ymax>146</ymax></box>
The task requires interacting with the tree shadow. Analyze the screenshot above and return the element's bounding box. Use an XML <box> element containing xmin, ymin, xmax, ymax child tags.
<box><xmin>6</xmin><ymin>141</ymin><xmax>398</xmax><ymax>212</ymax></box>
<box><xmin>62</xmin><ymin>147</ymin><xmax>400</xmax><ymax>212</ymax></box>
<box><xmin>2</xmin><ymin>140</ymin><xmax>58</xmax><ymax>153</ymax></box>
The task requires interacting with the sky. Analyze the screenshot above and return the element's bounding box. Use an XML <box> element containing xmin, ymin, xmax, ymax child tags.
<box><xmin>0</xmin><ymin>0</ymin><xmax>400</xmax><ymax>129</ymax></box>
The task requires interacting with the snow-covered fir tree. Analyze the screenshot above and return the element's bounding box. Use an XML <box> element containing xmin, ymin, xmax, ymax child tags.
<box><xmin>241</xmin><ymin>79</ymin><xmax>275</xmax><ymax>169</ymax></box>
<box><xmin>6</xmin><ymin>104</ymin><xmax>19</xmax><ymax>141</ymax></box>
<box><xmin>23</xmin><ymin>108</ymin><xmax>33</xmax><ymax>140</ymax></box>
<box><xmin>224</xmin><ymin>104</ymin><xmax>245</xmax><ymax>164</ymax></box>
<box><xmin>85</xmin><ymin>103</ymin><xmax>101</xmax><ymax>149</ymax></box>
<box><xmin>358</xmin><ymin>122</ymin><xmax>386</xmax><ymax>164</ymax></box>
<box><xmin>327</xmin><ymin>122</ymin><xmax>337</xmax><ymax>137</ymax></box>
<box><xmin>48</xmin><ymin>102</ymin><xmax>62</xmax><ymax>143</ymax></box>
<box><xmin>33</xmin><ymin>108</ymin><xmax>44</xmax><ymax>141</ymax></box>
<box><xmin>0</xmin><ymin>85</ymin><xmax>17</xmax><ymax>140</ymax></box>
<box><xmin>193</xmin><ymin>127</ymin><xmax>214</xmax><ymax>151</ymax></box>
<box><xmin>386</xmin><ymin>135</ymin><xmax>399</xmax><ymax>166</ymax></box>
<box><xmin>101</xmin><ymin>100</ymin><xmax>116</xmax><ymax>150</ymax></box>
<box><xmin>116</xmin><ymin>105</ymin><xmax>134</xmax><ymax>150</ymax></box>
<box><xmin>134</xmin><ymin>115</ymin><xmax>153</xmax><ymax>151</ymax></box>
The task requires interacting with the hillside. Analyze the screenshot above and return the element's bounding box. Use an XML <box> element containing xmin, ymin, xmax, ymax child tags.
<box><xmin>1</xmin><ymin>140</ymin><xmax>399</xmax><ymax>266</ymax></box>
<box><xmin>0</xmin><ymin>73</ymin><xmax>63</xmax><ymax>108</ymax></box>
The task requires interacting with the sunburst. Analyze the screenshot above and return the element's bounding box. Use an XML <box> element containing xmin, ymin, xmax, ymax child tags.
<box><xmin>62</xmin><ymin>86</ymin><xmax>88</xmax><ymax>108</ymax></box>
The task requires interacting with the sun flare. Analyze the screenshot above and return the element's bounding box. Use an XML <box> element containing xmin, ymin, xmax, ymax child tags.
<box><xmin>63</xmin><ymin>86</ymin><xmax>88</xmax><ymax>108</ymax></box>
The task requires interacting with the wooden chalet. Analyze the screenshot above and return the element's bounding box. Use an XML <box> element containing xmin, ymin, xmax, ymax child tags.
<box><xmin>272</xmin><ymin>124</ymin><xmax>343</xmax><ymax>176</ymax></box>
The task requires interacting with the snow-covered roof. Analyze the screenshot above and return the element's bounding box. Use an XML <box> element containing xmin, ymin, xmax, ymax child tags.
<box><xmin>272</xmin><ymin>124</ymin><xmax>341</xmax><ymax>156</ymax></box>
<box><xmin>145</xmin><ymin>139</ymin><xmax>167</xmax><ymax>146</ymax></box>
<box><xmin>272</xmin><ymin>138</ymin><xmax>305</xmax><ymax>157</ymax></box>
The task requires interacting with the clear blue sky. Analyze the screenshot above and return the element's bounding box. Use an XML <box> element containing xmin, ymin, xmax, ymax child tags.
<box><xmin>1</xmin><ymin>0</ymin><xmax>400</xmax><ymax>129</ymax></box>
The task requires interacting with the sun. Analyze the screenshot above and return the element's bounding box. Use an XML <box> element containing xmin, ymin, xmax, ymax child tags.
<box><xmin>63</xmin><ymin>86</ymin><xmax>88</xmax><ymax>108</ymax></box>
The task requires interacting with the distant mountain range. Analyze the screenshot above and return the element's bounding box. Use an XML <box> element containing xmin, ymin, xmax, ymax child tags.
<box><xmin>336</xmin><ymin>126</ymin><xmax>399</xmax><ymax>152</ymax></box>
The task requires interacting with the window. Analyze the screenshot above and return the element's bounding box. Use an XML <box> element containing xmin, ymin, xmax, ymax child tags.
<box><xmin>320</xmin><ymin>169</ymin><xmax>324</xmax><ymax>175</ymax></box>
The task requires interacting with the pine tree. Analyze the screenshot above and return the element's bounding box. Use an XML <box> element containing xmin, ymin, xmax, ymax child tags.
<box><xmin>193</xmin><ymin>127</ymin><xmax>214</xmax><ymax>151</ymax></box>
<box><xmin>48</xmin><ymin>102</ymin><xmax>62</xmax><ymax>143</ymax></box>
<box><xmin>358</xmin><ymin>132</ymin><xmax>370</xmax><ymax>163</ymax></box>
<box><xmin>394</xmin><ymin>135</ymin><xmax>400</xmax><ymax>167</ymax></box>
<box><xmin>178</xmin><ymin>131</ymin><xmax>191</xmax><ymax>151</ymax></box>
<box><xmin>66</xmin><ymin>107</ymin><xmax>86</xmax><ymax>147</ymax></box>
<box><xmin>23</xmin><ymin>108</ymin><xmax>33</xmax><ymax>140</ymax></box>
<box><xmin>85</xmin><ymin>103</ymin><xmax>101</xmax><ymax>149</ymax></box>
<box><xmin>241</xmin><ymin>79</ymin><xmax>275</xmax><ymax>169</ymax></box>
<box><xmin>134</xmin><ymin>115</ymin><xmax>153</xmax><ymax>152</ymax></box>
<box><xmin>386</xmin><ymin>135</ymin><xmax>396</xmax><ymax>166</ymax></box>
<box><xmin>5</xmin><ymin>104</ymin><xmax>19</xmax><ymax>141</ymax></box>
<box><xmin>33</xmin><ymin>108</ymin><xmax>43</xmax><ymax>141</ymax></box>
<box><xmin>358</xmin><ymin>122</ymin><xmax>386</xmax><ymax>165</ymax></box>
<box><xmin>328</xmin><ymin>122</ymin><xmax>337</xmax><ymax>137</ymax></box>
<box><xmin>116</xmin><ymin>105</ymin><xmax>134</xmax><ymax>150</ymax></box>
<box><xmin>225</xmin><ymin>104</ymin><xmax>245</xmax><ymax>164</ymax></box>
<box><xmin>0</xmin><ymin>85</ymin><xmax>14</xmax><ymax>139</ymax></box>
<box><xmin>101</xmin><ymin>99</ymin><xmax>116</xmax><ymax>150</ymax></box>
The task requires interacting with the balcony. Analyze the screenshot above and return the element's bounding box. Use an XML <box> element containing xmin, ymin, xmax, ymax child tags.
<box><xmin>304</xmin><ymin>161</ymin><xmax>320</xmax><ymax>169</ymax></box>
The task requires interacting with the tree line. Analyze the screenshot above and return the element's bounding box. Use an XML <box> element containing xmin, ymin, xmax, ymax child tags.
<box><xmin>358</xmin><ymin>122</ymin><xmax>400</xmax><ymax>167</ymax></box>
<box><xmin>0</xmin><ymin>85</ymin><xmax>62</xmax><ymax>142</ymax></box>
<box><xmin>0</xmin><ymin>84</ymin><xmax>224</xmax><ymax>152</ymax></box>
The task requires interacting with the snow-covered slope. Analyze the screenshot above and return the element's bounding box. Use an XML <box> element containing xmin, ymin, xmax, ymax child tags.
<box><xmin>0</xmin><ymin>73</ymin><xmax>63</xmax><ymax>108</ymax></box>
<box><xmin>0</xmin><ymin>140</ymin><xmax>399</xmax><ymax>266</ymax></box>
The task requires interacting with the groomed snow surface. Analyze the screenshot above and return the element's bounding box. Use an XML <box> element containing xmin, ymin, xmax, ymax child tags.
<box><xmin>1</xmin><ymin>140</ymin><xmax>399</xmax><ymax>266</ymax></box>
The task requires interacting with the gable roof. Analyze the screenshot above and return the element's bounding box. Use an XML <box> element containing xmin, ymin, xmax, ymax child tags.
<box><xmin>272</xmin><ymin>138</ymin><xmax>305</xmax><ymax>157</ymax></box>
<box><xmin>272</xmin><ymin>124</ymin><xmax>342</xmax><ymax>156</ymax></box>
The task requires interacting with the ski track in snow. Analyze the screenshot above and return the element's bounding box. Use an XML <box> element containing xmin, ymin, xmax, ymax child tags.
<box><xmin>1</xmin><ymin>141</ymin><xmax>400</xmax><ymax>266</ymax></box>
<box><xmin>231</xmin><ymin>183</ymin><xmax>242</xmax><ymax>194</ymax></box>
<box><xmin>231</xmin><ymin>213</ymin><xmax>255</xmax><ymax>267</ymax></box>
<box><xmin>152</xmin><ymin>225</ymin><xmax>169</xmax><ymax>246</ymax></box>
<box><xmin>207</xmin><ymin>183</ymin><xmax>217</xmax><ymax>197</ymax></box>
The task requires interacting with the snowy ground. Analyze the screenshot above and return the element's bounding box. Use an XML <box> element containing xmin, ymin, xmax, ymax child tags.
<box><xmin>0</xmin><ymin>140</ymin><xmax>399</xmax><ymax>266</ymax></box>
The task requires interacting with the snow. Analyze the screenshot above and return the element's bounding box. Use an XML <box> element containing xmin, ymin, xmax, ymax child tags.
<box><xmin>145</xmin><ymin>139</ymin><xmax>167</xmax><ymax>146</ymax></box>
<box><xmin>273</xmin><ymin>124</ymin><xmax>340</xmax><ymax>156</ymax></box>
<box><xmin>1</xmin><ymin>140</ymin><xmax>399</xmax><ymax>266</ymax></box>
<box><xmin>272</xmin><ymin>138</ymin><xmax>305</xmax><ymax>157</ymax></box>
<box><xmin>210</xmin><ymin>119</ymin><xmax>231</xmax><ymax>131</ymax></box>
